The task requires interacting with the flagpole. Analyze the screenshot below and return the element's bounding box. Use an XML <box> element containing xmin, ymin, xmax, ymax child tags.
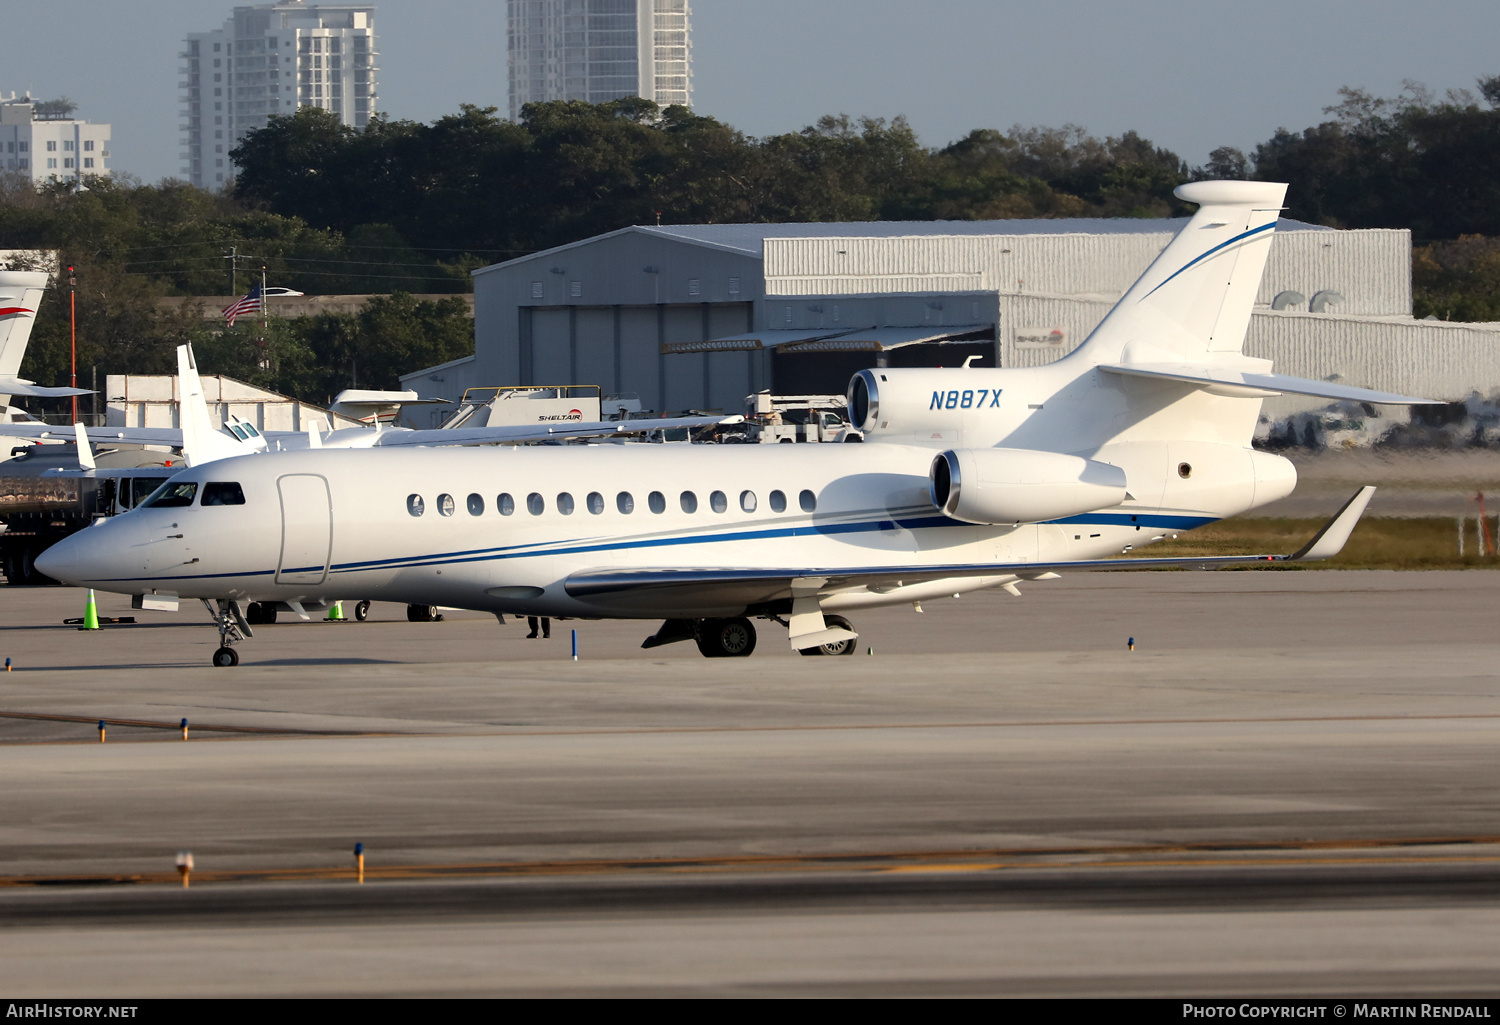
<box><xmin>68</xmin><ymin>265</ymin><xmax>77</xmax><ymax>423</ymax></box>
<box><xmin>261</xmin><ymin>266</ymin><xmax>268</xmax><ymax>330</ymax></box>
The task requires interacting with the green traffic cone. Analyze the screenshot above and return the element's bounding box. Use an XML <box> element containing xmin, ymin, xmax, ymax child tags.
<box><xmin>326</xmin><ymin>601</ymin><xmax>345</xmax><ymax>621</ymax></box>
<box><xmin>82</xmin><ymin>589</ymin><xmax>100</xmax><ymax>631</ymax></box>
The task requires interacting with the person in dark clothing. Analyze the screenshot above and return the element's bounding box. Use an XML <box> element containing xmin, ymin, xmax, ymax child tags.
<box><xmin>527</xmin><ymin>616</ymin><xmax>551</xmax><ymax>639</ymax></box>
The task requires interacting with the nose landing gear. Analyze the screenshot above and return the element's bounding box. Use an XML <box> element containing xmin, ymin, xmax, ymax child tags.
<box><xmin>202</xmin><ymin>598</ymin><xmax>252</xmax><ymax>668</ymax></box>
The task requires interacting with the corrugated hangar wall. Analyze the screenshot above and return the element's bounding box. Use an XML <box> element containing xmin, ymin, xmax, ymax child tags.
<box><xmin>461</xmin><ymin>221</ymin><xmax>1451</xmax><ymax>417</ymax></box>
<box><xmin>765</xmin><ymin>230</ymin><xmax>1412</xmax><ymax>316</ymax></box>
<box><xmin>997</xmin><ymin>293</ymin><xmax>1500</xmax><ymax>414</ymax></box>
<box><xmin>471</xmin><ymin>229</ymin><xmax>766</xmax><ymax>413</ymax></box>
<box><xmin>517</xmin><ymin>303</ymin><xmax>757</xmax><ymax>413</ymax></box>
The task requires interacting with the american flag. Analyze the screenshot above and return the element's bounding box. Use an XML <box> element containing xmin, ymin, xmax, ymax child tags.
<box><xmin>221</xmin><ymin>285</ymin><xmax>264</xmax><ymax>326</ymax></box>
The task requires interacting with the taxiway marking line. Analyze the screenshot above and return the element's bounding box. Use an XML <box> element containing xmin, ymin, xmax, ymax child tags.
<box><xmin>4</xmin><ymin>836</ymin><xmax>1500</xmax><ymax>889</ymax></box>
<box><xmin>0</xmin><ymin>710</ymin><xmax>392</xmax><ymax>736</ymax></box>
<box><xmin>8</xmin><ymin>709</ymin><xmax>1500</xmax><ymax>746</ymax></box>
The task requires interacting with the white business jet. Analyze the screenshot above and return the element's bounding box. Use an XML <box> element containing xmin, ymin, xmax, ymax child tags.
<box><xmin>38</xmin><ymin>182</ymin><xmax>1432</xmax><ymax>666</ymax></box>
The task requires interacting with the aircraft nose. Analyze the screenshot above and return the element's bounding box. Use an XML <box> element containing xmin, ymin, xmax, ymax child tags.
<box><xmin>34</xmin><ymin>536</ymin><xmax>79</xmax><ymax>584</ymax></box>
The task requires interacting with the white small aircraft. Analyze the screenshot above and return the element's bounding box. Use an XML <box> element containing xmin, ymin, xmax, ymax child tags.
<box><xmin>1</xmin><ymin>345</ymin><xmax>735</xmax><ymax>463</ymax></box>
<box><xmin>37</xmin><ymin>182</ymin><xmax>1433</xmax><ymax>666</ymax></box>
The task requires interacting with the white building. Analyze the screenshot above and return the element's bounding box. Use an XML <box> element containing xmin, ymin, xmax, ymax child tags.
<box><xmin>508</xmin><ymin>0</ymin><xmax>691</xmax><ymax>121</ymax></box>
<box><xmin>0</xmin><ymin>96</ymin><xmax>110</xmax><ymax>185</ymax></box>
<box><xmin>181</xmin><ymin>2</ymin><xmax>378</xmax><ymax>189</ymax></box>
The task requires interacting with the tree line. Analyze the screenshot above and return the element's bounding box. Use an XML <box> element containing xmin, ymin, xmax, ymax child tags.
<box><xmin>3</xmin><ymin>76</ymin><xmax>1498</xmax><ymax>409</ymax></box>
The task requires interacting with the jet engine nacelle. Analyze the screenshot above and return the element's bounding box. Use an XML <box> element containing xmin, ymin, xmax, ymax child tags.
<box><xmin>849</xmin><ymin>367</ymin><xmax>1015</xmax><ymax>441</ymax></box>
<box><xmin>930</xmin><ymin>447</ymin><xmax>1129</xmax><ymax>525</ymax></box>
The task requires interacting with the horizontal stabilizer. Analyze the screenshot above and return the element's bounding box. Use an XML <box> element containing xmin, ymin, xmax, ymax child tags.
<box><xmin>0</xmin><ymin>379</ymin><xmax>93</xmax><ymax>398</ymax></box>
<box><xmin>1099</xmin><ymin>363</ymin><xmax>1437</xmax><ymax>404</ymax></box>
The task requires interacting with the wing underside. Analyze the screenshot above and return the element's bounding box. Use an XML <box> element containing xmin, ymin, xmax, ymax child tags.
<box><xmin>564</xmin><ymin>486</ymin><xmax>1376</xmax><ymax>613</ymax></box>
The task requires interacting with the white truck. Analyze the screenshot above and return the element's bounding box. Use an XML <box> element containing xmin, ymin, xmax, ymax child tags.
<box><xmin>741</xmin><ymin>391</ymin><xmax>858</xmax><ymax>444</ymax></box>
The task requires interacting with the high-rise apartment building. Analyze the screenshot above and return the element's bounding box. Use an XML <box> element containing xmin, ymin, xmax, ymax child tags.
<box><xmin>508</xmin><ymin>1</ymin><xmax>691</xmax><ymax>121</ymax></box>
<box><xmin>181</xmin><ymin>2</ymin><xmax>378</xmax><ymax>188</ymax></box>
<box><xmin>0</xmin><ymin>95</ymin><xmax>111</xmax><ymax>185</ymax></box>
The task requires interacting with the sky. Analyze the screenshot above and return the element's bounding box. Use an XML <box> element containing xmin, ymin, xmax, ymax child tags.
<box><xmin>2</xmin><ymin>0</ymin><xmax>1498</xmax><ymax>186</ymax></box>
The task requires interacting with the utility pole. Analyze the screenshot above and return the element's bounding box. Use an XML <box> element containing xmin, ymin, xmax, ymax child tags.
<box><xmin>258</xmin><ymin>265</ymin><xmax>269</xmax><ymax>371</ymax></box>
<box><xmin>224</xmin><ymin>246</ymin><xmax>238</xmax><ymax>297</ymax></box>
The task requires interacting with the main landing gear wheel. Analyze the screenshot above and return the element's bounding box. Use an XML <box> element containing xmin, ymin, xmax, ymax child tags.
<box><xmin>245</xmin><ymin>602</ymin><xmax>277</xmax><ymax>625</ymax></box>
<box><xmin>354</xmin><ymin>600</ymin><xmax>371</xmax><ymax>622</ymax></box>
<box><xmin>695</xmin><ymin>617</ymin><xmax>757</xmax><ymax>658</ymax></box>
<box><xmin>798</xmin><ymin>614</ymin><xmax>857</xmax><ymax>656</ymax></box>
<box><xmin>406</xmin><ymin>604</ymin><xmax>442</xmax><ymax>622</ymax></box>
<box><xmin>212</xmin><ymin>646</ymin><xmax>239</xmax><ymax>668</ymax></box>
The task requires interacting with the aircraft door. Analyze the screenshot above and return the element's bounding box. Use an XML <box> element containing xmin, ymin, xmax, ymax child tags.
<box><xmin>276</xmin><ymin>474</ymin><xmax>333</xmax><ymax>586</ymax></box>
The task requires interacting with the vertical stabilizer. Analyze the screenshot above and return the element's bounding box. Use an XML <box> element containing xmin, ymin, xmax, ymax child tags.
<box><xmin>176</xmin><ymin>344</ymin><xmax>248</xmax><ymax>467</ymax></box>
<box><xmin>0</xmin><ymin>271</ymin><xmax>50</xmax><ymax>406</ymax></box>
<box><xmin>1071</xmin><ymin>181</ymin><xmax>1288</xmax><ymax>365</ymax></box>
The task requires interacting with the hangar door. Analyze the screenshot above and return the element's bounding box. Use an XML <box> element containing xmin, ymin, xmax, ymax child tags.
<box><xmin>276</xmin><ymin>474</ymin><xmax>332</xmax><ymax>587</ymax></box>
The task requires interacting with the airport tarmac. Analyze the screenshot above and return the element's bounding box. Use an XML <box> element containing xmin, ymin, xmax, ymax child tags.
<box><xmin>1</xmin><ymin>571</ymin><xmax>1499</xmax><ymax>996</ymax></box>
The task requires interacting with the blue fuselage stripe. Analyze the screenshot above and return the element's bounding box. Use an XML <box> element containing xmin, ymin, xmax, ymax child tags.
<box><xmin>88</xmin><ymin>510</ymin><xmax>1219</xmax><ymax>586</ymax></box>
<box><xmin>1138</xmin><ymin>222</ymin><xmax>1274</xmax><ymax>302</ymax></box>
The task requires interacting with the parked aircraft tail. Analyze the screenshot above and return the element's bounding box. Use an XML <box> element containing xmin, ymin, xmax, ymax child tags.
<box><xmin>0</xmin><ymin>271</ymin><xmax>89</xmax><ymax>405</ymax></box>
<box><xmin>0</xmin><ymin>271</ymin><xmax>48</xmax><ymax>383</ymax></box>
<box><xmin>1070</xmin><ymin>180</ymin><xmax>1432</xmax><ymax>409</ymax></box>
<box><xmin>177</xmin><ymin>344</ymin><xmax>253</xmax><ymax>467</ymax></box>
<box><xmin>1072</xmin><ymin>180</ymin><xmax>1288</xmax><ymax>367</ymax></box>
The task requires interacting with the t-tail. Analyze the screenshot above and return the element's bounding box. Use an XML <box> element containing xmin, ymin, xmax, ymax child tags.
<box><xmin>1072</xmin><ymin>180</ymin><xmax>1433</xmax><ymax>410</ymax></box>
<box><xmin>177</xmin><ymin>344</ymin><xmax>259</xmax><ymax>466</ymax></box>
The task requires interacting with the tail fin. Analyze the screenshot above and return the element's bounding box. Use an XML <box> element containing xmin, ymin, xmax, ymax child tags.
<box><xmin>0</xmin><ymin>271</ymin><xmax>50</xmax><ymax>404</ymax></box>
<box><xmin>1072</xmin><ymin>180</ymin><xmax>1288</xmax><ymax>365</ymax></box>
<box><xmin>176</xmin><ymin>344</ymin><xmax>247</xmax><ymax>467</ymax></box>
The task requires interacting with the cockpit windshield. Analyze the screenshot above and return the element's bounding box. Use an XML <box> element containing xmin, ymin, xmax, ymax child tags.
<box><xmin>139</xmin><ymin>481</ymin><xmax>198</xmax><ymax>508</ymax></box>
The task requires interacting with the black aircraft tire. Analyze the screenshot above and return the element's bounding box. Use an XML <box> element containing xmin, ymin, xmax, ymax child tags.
<box><xmin>798</xmin><ymin>614</ymin><xmax>857</xmax><ymax>656</ymax></box>
<box><xmin>695</xmin><ymin>617</ymin><xmax>757</xmax><ymax>658</ymax></box>
<box><xmin>406</xmin><ymin>604</ymin><xmax>440</xmax><ymax>623</ymax></box>
<box><xmin>820</xmin><ymin>614</ymin><xmax>858</xmax><ymax>656</ymax></box>
<box><xmin>354</xmin><ymin>600</ymin><xmax>371</xmax><ymax>622</ymax></box>
<box><xmin>212</xmin><ymin>646</ymin><xmax>239</xmax><ymax>668</ymax></box>
<box><xmin>246</xmin><ymin>603</ymin><xmax>278</xmax><ymax>625</ymax></box>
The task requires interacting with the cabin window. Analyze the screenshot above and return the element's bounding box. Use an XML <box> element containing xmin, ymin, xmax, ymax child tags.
<box><xmin>142</xmin><ymin>481</ymin><xmax>198</xmax><ymax>508</ymax></box>
<box><xmin>679</xmin><ymin>491</ymin><xmax>697</xmax><ymax>514</ymax></box>
<box><xmin>407</xmin><ymin>494</ymin><xmax>424</xmax><ymax>517</ymax></box>
<box><xmin>616</xmin><ymin>492</ymin><xmax>634</xmax><ymax>514</ymax></box>
<box><xmin>648</xmin><ymin>491</ymin><xmax>666</xmax><ymax>514</ymax></box>
<box><xmin>739</xmin><ymin>490</ymin><xmax>757</xmax><ymax>513</ymax></box>
<box><xmin>586</xmin><ymin>492</ymin><xmax>605</xmax><ymax>515</ymax></box>
<box><xmin>527</xmin><ymin>493</ymin><xmax>544</xmax><ymax>515</ymax></box>
<box><xmin>467</xmin><ymin>493</ymin><xmax>484</xmax><ymax>516</ymax></box>
<box><xmin>201</xmin><ymin>482</ymin><xmax>246</xmax><ymax>506</ymax></box>
<box><xmin>709</xmin><ymin>490</ymin><xmax>728</xmax><ymax>513</ymax></box>
<box><xmin>437</xmin><ymin>494</ymin><xmax>456</xmax><ymax>517</ymax></box>
<box><xmin>498</xmin><ymin>493</ymin><xmax>515</xmax><ymax>516</ymax></box>
<box><xmin>799</xmin><ymin>489</ymin><xmax>817</xmax><ymax>513</ymax></box>
<box><xmin>556</xmin><ymin>492</ymin><xmax>575</xmax><ymax>515</ymax></box>
<box><xmin>769</xmin><ymin>490</ymin><xmax>787</xmax><ymax>513</ymax></box>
